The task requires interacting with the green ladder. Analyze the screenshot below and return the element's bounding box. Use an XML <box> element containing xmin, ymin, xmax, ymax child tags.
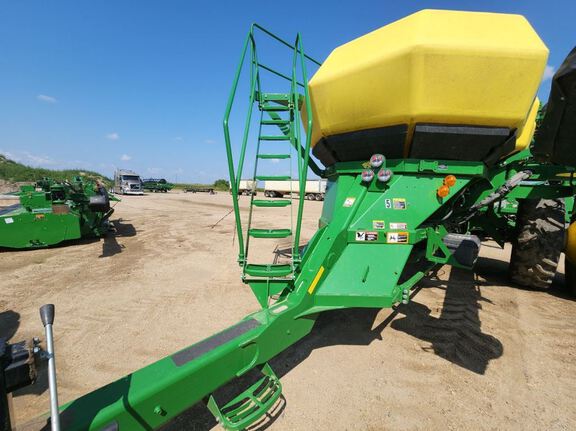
<box><xmin>243</xmin><ymin>92</ymin><xmax>297</xmax><ymax>280</ymax></box>
<box><xmin>219</xmin><ymin>23</ymin><xmax>322</xmax><ymax>431</ymax></box>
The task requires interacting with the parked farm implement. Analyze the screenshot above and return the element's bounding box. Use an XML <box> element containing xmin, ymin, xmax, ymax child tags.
<box><xmin>141</xmin><ymin>179</ymin><xmax>173</xmax><ymax>193</ymax></box>
<box><xmin>3</xmin><ymin>9</ymin><xmax>576</xmax><ymax>431</ymax></box>
<box><xmin>0</xmin><ymin>177</ymin><xmax>116</xmax><ymax>249</ymax></box>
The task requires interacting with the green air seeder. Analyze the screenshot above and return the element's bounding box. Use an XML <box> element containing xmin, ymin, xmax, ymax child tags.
<box><xmin>3</xmin><ymin>10</ymin><xmax>576</xmax><ymax>431</ymax></box>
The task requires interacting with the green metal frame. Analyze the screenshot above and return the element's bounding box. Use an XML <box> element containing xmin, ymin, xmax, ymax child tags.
<box><xmin>0</xmin><ymin>177</ymin><xmax>116</xmax><ymax>249</ymax></box>
<box><xmin>36</xmin><ymin>25</ymin><xmax>576</xmax><ymax>431</ymax></box>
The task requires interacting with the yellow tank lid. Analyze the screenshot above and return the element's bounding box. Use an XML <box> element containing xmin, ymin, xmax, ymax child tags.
<box><xmin>307</xmin><ymin>9</ymin><xmax>548</xmax><ymax>161</ymax></box>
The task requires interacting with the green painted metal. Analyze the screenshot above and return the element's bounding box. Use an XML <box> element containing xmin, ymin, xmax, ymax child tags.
<box><xmin>257</xmin><ymin>154</ymin><xmax>291</xmax><ymax>159</ymax></box>
<box><xmin>141</xmin><ymin>178</ymin><xmax>174</xmax><ymax>193</ymax></box>
<box><xmin>206</xmin><ymin>363</ymin><xmax>282</xmax><ymax>430</ymax></box>
<box><xmin>248</xmin><ymin>228</ymin><xmax>292</xmax><ymax>238</ymax></box>
<box><xmin>44</xmin><ymin>23</ymin><xmax>576</xmax><ymax>431</ymax></box>
<box><xmin>252</xmin><ymin>199</ymin><xmax>291</xmax><ymax>207</ymax></box>
<box><xmin>0</xmin><ymin>177</ymin><xmax>116</xmax><ymax>249</ymax></box>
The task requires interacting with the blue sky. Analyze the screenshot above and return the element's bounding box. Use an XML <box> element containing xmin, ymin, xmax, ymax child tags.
<box><xmin>0</xmin><ymin>1</ymin><xmax>574</xmax><ymax>183</ymax></box>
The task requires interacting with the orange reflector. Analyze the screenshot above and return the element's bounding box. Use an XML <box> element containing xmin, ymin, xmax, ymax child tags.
<box><xmin>437</xmin><ymin>185</ymin><xmax>450</xmax><ymax>198</ymax></box>
<box><xmin>444</xmin><ymin>175</ymin><xmax>457</xmax><ymax>187</ymax></box>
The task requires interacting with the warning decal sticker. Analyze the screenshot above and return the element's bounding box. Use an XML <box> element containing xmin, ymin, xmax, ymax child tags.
<box><xmin>356</xmin><ymin>231</ymin><xmax>378</xmax><ymax>241</ymax></box>
<box><xmin>389</xmin><ymin>222</ymin><xmax>407</xmax><ymax>230</ymax></box>
<box><xmin>343</xmin><ymin>197</ymin><xmax>356</xmax><ymax>207</ymax></box>
<box><xmin>393</xmin><ymin>198</ymin><xmax>407</xmax><ymax>210</ymax></box>
<box><xmin>372</xmin><ymin>220</ymin><xmax>385</xmax><ymax>230</ymax></box>
<box><xmin>387</xmin><ymin>231</ymin><xmax>409</xmax><ymax>244</ymax></box>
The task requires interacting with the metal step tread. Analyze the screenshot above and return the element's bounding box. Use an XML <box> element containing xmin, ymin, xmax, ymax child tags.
<box><xmin>252</xmin><ymin>199</ymin><xmax>291</xmax><ymax>207</ymax></box>
<box><xmin>259</xmin><ymin>135</ymin><xmax>290</xmax><ymax>141</ymax></box>
<box><xmin>206</xmin><ymin>363</ymin><xmax>282</xmax><ymax>431</ymax></box>
<box><xmin>257</xmin><ymin>153</ymin><xmax>291</xmax><ymax>159</ymax></box>
<box><xmin>244</xmin><ymin>263</ymin><xmax>293</xmax><ymax>277</ymax></box>
<box><xmin>260</xmin><ymin>93</ymin><xmax>290</xmax><ymax>101</ymax></box>
<box><xmin>261</xmin><ymin>104</ymin><xmax>290</xmax><ymax>112</ymax></box>
<box><xmin>249</xmin><ymin>228</ymin><xmax>292</xmax><ymax>238</ymax></box>
<box><xmin>255</xmin><ymin>175</ymin><xmax>291</xmax><ymax>181</ymax></box>
<box><xmin>261</xmin><ymin>119</ymin><xmax>290</xmax><ymax>125</ymax></box>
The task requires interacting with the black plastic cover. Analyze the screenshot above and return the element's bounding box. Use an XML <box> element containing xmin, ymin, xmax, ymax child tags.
<box><xmin>312</xmin><ymin>125</ymin><xmax>407</xmax><ymax>166</ymax></box>
<box><xmin>409</xmin><ymin>124</ymin><xmax>513</xmax><ymax>164</ymax></box>
<box><xmin>532</xmin><ymin>47</ymin><xmax>576</xmax><ymax>165</ymax></box>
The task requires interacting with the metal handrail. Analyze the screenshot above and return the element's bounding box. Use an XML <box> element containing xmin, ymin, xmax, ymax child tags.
<box><xmin>223</xmin><ymin>23</ymin><xmax>320</xmax><ymax>265</ymax></box>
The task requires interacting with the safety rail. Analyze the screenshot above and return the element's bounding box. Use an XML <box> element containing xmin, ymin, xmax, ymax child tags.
<box><xmin>223</xmin><ymin>23</ymin><xmax>322</xmax><ymax>265</ymax></box>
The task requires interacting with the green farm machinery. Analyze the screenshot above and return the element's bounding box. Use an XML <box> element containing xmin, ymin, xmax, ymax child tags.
<box><xmin>3</xmin><ymin>9</ymin><xmax>576</xmax><ymax>431</ymax></box>
<box><xmin>0</xmin><ymin>177</ymin><xmax>116</xmax><ymax>249</ymax></box>
<box><xmin>141</xmin><ymin>178</ymin><xmax>173</xmax><ymax>193</ymax></box>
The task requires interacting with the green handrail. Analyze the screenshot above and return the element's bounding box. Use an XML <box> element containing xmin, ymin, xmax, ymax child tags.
<box><xmin>291</xmin><ymin>33</ymin><xmax>314</xmax><ymax>262</ymax></box>
<box><xmin>223</xmin><ymin>23</ymin><xmax>321</xmax><ymax>265</ymax></box>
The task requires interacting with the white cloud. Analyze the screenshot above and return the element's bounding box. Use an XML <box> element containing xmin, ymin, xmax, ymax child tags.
<box><xmin>542</xmin><ymin>64</ymin><xmax>555</xmax><ymax>82</ymax></box>
<box><xmin>37</xmin><ymin>94</ymin><xmax>57</xmax><ymax>104</ymax></box>
<box><xmin>0</xmin><ymin>149</ymin><xmax>91</xmax><ymax>169</ymax></box>
<box><xmin>120</xmin><ymin>154</ymin><xmax>131</xmax><ymax>161</ymax></box>
<box><xmin>270</xmin><ymin>159</ymin><xmax>280</xmax><ymax>164</ymax></box>
<box><xmin>147</xmin><ymin>167</ymin><xmax>162</xmax><ymax>174</ymax></box>
<box><xmin>204</xmin><ymin>139</ymin><xmax>216</xmax><ymax>145</ymax></box>
<box><xmin>106</xmin><ymin>132</ymin><xmax>120</xmax><ymax>141</ymax></box>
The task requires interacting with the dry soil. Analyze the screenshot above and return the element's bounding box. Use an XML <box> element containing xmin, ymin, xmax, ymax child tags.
<box><xmin>1</xmin><ymin>192</ymin><xmax>575</xmax><ymax>430</ymax></box>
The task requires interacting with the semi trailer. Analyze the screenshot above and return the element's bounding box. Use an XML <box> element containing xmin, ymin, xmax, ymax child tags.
<box><xmin>263</xmin><ymin>179</ymin><xmax>326</xmax><ymax>200</ymax></box>
<box><xmin>236</xmin><ymin>180</ymin><xmax>257</xmax><ymax>195</ymax></box>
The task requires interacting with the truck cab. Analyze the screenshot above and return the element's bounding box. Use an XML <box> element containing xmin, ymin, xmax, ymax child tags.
<box><xmin>114</xmin><ymin>169</ymin><xmax>143</xmax><ymax>195</ymax></box>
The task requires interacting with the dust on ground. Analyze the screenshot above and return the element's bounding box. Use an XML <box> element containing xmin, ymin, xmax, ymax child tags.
<box><xmin>1</xmin><ymin>192</ymin><xmax>575</xmax><ymax>430</ymax></box>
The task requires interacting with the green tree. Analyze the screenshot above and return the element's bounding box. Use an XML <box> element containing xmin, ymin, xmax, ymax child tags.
<box><xmin>213</xmin><ymin>179</ymin><xmax>230</xmax><ymax>190</ymax></box>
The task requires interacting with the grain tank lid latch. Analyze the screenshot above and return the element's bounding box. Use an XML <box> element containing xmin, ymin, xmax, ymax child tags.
<box><xmin>532</xmin><ymin>46</ymin><xmax>576</xmax><ymax>166</ymax></box>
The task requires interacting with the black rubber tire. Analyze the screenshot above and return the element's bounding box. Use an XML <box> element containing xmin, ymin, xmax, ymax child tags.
<box><xmin>509</xmin><ymin>198</ymin><xmax>566</xmax><ymax>289</ymax></box>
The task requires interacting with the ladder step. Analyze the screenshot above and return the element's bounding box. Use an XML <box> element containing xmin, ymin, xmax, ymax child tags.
<box><xmin>259</xmin><ymin>135</ymin><xmax>290</xmax><ymax>141</ymax></box>
<box><xmin>257</xmin><ymin>154</ymin><xmax>291</xmax><ymax>159</ymax></box>
<box><xmin>261</xmin><ymin>105</ymin><xmax>290</xmax><ymax>112</ymax></box>
<box><xmin>252</xmin><ymin>199</ymin><xmax>291</xmax><ymax>207</ymax></box>
<box><xmin>249</xmin><ymin>228</ymin><xmax>292</xmax><ymax>238</ymax></box>
<box><xmin>255</xmin><ymin>175</ymin><xmax>291</xmax><ymax>181</ymax></box>
<box><xmin>245</xmin><ymin>264</ymin><xmax>293</xmax><ymax>277</ymax></box>
<box><xmin>260</xmin><ymin>93</ymin><xmax>290</xmax><ymax>102</ymax></box>
<box><xmin>206</xmin><ymin>363</ymin><xmax>282</xmax><ymax>431</ymax></box>
<box><xmin>261</xmin><ymin>119</ymin><xmax>290</xmax><ymax>125</ymax></box>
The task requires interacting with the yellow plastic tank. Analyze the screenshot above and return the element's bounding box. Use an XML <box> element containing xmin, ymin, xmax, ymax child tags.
<box><xmin>307</xmin><ymin>10</ymin><xmax>548</xmax><ymax>163</ymax></box>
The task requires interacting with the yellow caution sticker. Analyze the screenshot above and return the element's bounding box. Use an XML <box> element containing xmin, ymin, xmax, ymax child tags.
<box><xmin>308</xmin><ymin>266</ymin><xmax>325</xmax><ymax>294</ymax></box>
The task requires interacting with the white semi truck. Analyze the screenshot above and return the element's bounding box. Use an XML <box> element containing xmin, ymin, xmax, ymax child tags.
<box><xmin>264</xmin><ymin>179</ymin><xmax>326</xmax><ymax>200</ymax></box>
<box><xmin>114</xmin><ymin>169</ymin><xmax>143</xmax><ymax>195</ymax></box>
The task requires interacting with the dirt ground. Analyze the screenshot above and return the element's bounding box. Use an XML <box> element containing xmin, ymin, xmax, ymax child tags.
<box><xmin>1</xmin><ymin>192</ymin><xmax>575</xmax><ymax>430</ymax></box>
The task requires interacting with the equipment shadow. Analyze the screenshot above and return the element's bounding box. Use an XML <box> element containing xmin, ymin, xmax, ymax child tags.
<box><xmin>164</xmin><ymin>262</ymin><xmax>503</xmax><ymax>430</ymax></box>
<box><xmin>99</xmin><ymin>218</ymin><xmax>137</xmax><ymax>258</ymax></box>
<box><xmin>474</xmin><ymin>255</ymin><xmax>574</xmax><ymax>302</ymax></box>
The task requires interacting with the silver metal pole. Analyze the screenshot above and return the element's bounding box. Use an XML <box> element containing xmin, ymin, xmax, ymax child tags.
<box><xmin>40</xmin><ymin>304</ymin><xmax>60</xmax><ymax>431</ymax></box>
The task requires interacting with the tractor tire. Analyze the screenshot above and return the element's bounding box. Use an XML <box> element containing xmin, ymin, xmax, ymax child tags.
<box><xmin>509</xmin><ymin>198</ymin><xmax>565</xmax><ymax>289</ymax></box>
